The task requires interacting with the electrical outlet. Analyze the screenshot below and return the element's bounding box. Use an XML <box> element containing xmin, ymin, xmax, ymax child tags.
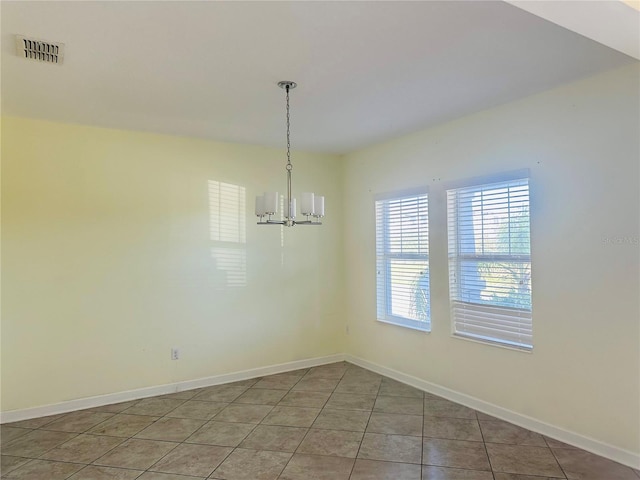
<box><xmin>171</xmin><ymin>348</ymin><xmax>180</xmax><ymax>360</ymax></box>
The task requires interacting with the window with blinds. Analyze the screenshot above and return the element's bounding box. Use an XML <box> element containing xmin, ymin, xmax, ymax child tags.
<box><xmin>375</xmin><ymin>189</ymin><xmax>430</xmax><ymax>331</ymax></box>
<box><xmin>447</xmin><ymin>175</ymin><xmax>532</xmax><ymax>350</ymax></box>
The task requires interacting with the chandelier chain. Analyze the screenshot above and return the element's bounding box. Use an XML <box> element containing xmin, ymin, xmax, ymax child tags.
<box><xmin>286</xmin><ymin>85</ymin><xmax>291</xmax><ymax>168</ymax></box>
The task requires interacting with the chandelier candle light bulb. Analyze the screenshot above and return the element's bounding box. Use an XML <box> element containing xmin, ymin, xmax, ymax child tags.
<box><xmin>263</xmin><ymin>191</ymin><xmax>279</xmax><ymax>215</ymax></box>
<box><xmin>314</xmin><ymin>195</ymin><xmax>325</xmax><ymax>217</ymax></box>
<box><xmin>301</xmin><ymin>192</ymin><xmax>314</xmax><ymax>215</ymax></box>
<box><xmin>256</xmin><ymin>81</ymin><xmax>324</xmax><ymax>227</ymax></box>
<box><xmin>255</xmin><ymin>195</ymin><xmax>266</xmax><ymax>216</ymax></box>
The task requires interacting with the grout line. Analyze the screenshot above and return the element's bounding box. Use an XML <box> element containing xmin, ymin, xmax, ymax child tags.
<box><xmin>474</xmin><ymin>406</ymin><xmax>496</xmax><ymax>480</ymax></box>
<box><xmin>547</xmin><ymin>442</ymin><xmax>573</xmax><ymax>480</ymax></box>
<box><xmin>421</xmin><ymin>388</ymin><xmax>425</xmax><ymax>480</ymax></box>
<box><xmin>346</xmin><ymin>367</ymin><xmax>379</xmax><ymax>480</ymax></box>
<box><xmin>275</xmin><ymin>365</ymin><xmax>344</xmax><ymax>479</ymax></box>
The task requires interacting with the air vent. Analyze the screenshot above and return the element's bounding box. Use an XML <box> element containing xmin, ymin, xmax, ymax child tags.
<box><xmin>15</xmin><ymin>35</ymin><xmax>64</xmax><ymax>64</ymax></box>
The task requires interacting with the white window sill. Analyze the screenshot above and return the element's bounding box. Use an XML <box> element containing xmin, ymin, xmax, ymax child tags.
<box><xmin>377</xmin><ymin>317</ymin><xmax>431</xmax><ymax>333</ymax></box>
<box><xmin>451</xmin><ymin>333</ymin><xmax>533</xmax><ymax>353</ymax></box>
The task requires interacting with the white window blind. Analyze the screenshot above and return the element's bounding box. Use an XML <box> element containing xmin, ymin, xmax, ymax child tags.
<box><xmin>375</xmin><ymin>189</ymin><xmax>430</xmax><ymax>331</ymax></box>
<box><xmin>447</xmin><ymin>176</ymin><xmax>532</xmax><ymax>350</ymax></box>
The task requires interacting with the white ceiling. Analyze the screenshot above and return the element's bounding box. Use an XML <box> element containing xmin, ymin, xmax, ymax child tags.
<box><xmin>1</xmin><ymin>1</ymin><xmax>637</xmax><ymax>154</ymax></box>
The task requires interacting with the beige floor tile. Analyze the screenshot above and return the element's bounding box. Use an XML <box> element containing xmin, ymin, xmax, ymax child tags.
<box><xmin>492</xmin><ymin>474</ymin><xmax>565</xmax><ymax>480</ymax></box>
<box><xmin>121</xmin><ymin>399</ymin><xmax>184</xmax><ymax>417</ymax></box>
<box><xmin>42</xmin><ymin>411</ymin><xmax>115</xmax><ymax>433</ymax></box>
<box><xmin>89</xmin><ymin>414</ymin><xmax>159</xmax><ymax>438</ymax></box>
<box><xmin>261</xmin><ymin>406</ymin><xmax>320</xmax><ymax>427</ymax></box>
<box><xmin>422</xmin><ymin>465</ymin><xmax>495</xmax><ymax>479</ymax></box>
<box><xmin>312</xmin><ymin>408</ymin><xmax>370</xmax><ymax>432</ymax></box>
<box><xmin>278</xmin><ymin>391</ymin><xmax>330</xmax><ymax>408</ymax></box>
<box><xmin>239</xmin><ymin>425</ymin><xmax>307</xmax><ymax>452</ymax></box>
<box><xmin>476</xmin><ymin>412</ymin><xmax>501</xmax><ymax>422</ymax></box>
<box><xmin>158</xmin><ymin>390</ymin><xmax>201</xmax><ymax>401</ymax></box>
<box><xmin>93</xmin><ymin>438</ymin><xmax>178</xmax><ymax>470</ymax></box>
<box><xmin>165</xmin><ymin>400</ymin><xmax>228</xmax><ymax>420</ymax></box>
<box><xmin>544</xmin><ymin>436</ymin><xmax>580</xmax><ymax>450</ymax></box>
<box><xmin>351</xmin><ymin>459</ymin><xmax>422</xmax><ymax>480</ymax></box>
<box><xmin>423</xmin><ymin>398</ymin><xmax>477</xmax><ymax>419</ymax></box>
<box><xmin>5</xmin><ymin>414</ymin><xmax>67</xmax><ymax>430</ymax></box>
<box><xmin>342</xmin><ymin>369</ymin><xmax>382</xmax><ymax>383</ymax></box>
<box><xmin>137</xmin><ymin>473</ymin><xmax>204</xmax><ymax>480</ymax></box>
<box><xmin>1</xmin><ymin>456</ymin><xmax>31</xmax><ymax>476</ymax></box>
<box><xmin>358</xmin><ymin>433</ymin><xmax>422</xmax><ymax>464</ymax></box>
<box><xmin>378</xmin><ymin>379</ymin><xmax>424</xmax><ymax>399</ymax></box>
<box><xmin>90</xmin><ymin>401</ymin><xmax>140</xmax><ymax>414</ymax></box>
<box><xmin>0</xmin><ymin>426</ymin><xmax>32</xmax><ymax>446</ymax></box>
<box><xmin>193</xmin><ymin>385</ymin><xmax>248</xmax><ymax>403</ymax></box>
<box><xmin>233</xmin><ymin>389</ymin><xmax>286</xmax><ymax>406</ymax></box>
<box><xmin>423</xmin><ymin>438</ymin><xmax>491</xmax><ymax>471</ymax></box>
<box><xmin>40</xmin><ymin>433</ymin><xmax>124</xmax><ymax>463</ymax></box>
<box><xmin>296</xmin><ymin>429</ymin><xmax>363</xmax><ymax>458</ymax></box>
<box><xmin>374</xmin><ymin>395</ymin><xmax>423</xmax><ymax>415</ymax></box>
<box><xmin>184</xmin><ymin>421</ymin><xmax>254</xmax><ymax>447</ymax></box>
<box><xmin>424</xmin><ymin>416</ymin><xmax>483</xmax><ymax>442</ymax></box>
<box><xmin>252</xmin><ymin>374</ymin><xmax>301</xmax><ymax>390</ymax></box>
<box><xmin>303</xmin><ymin>364</ymin><xmax>348</xmax><ymax>380</ymax></box>
<box><xmin>367</xmin><ymin>413</ymin><xmax>422</xmax><ymax>436</ymax></box>
<box><xmin>68</xmin><ymin>465</ymin><xmax>144</xmax><ymax>479</ymax></box>
<box><xmin>485</xmin><ymin>443</ymin><xmax>565</xmax><ymax>477</ymax></box>
<box><xmin>279</xmin><ymin>454</ymin><xmax>354</xmax><ymax>480</ymax></box>
<box><xmin>149</xmin><ymin>443</ymin><xmax>232</xmax><ymax>477</ymax></box>
<box><xmin>134</xmin><ymin>417</ymin><xmax>205</xmax><ymax>442</ymax></box>
<box><xmin>479</xmin><ymin>420</ymin><xmax>546</xmax><ymax>446</ymax></box>
<box><xmin>1</xmin><ymin>430</ymin><xmax>77</xmax><ymax>458</ymax></box>
<box><xmin>343</xmin><ymin>365</ymin><xmax>381</xmax><ymax>379</ymax></box>
<box><xmin>290</xmin><ymin>377</ymin><xmax>340</xmax><ymax>393</ymax></box>
<box><xmin>213</xmin><ymin>404</ymin><xmax>273</xmax><ymax>424</ymax></box>
<box><xmin>552</xmin><ymin>447</ymin><xmax>638</xmax><ymax>479</ymax></box>
<box><xmin>4</xmin><ymin>459</ymin><xmax>84</xmax><ymax>479</ymax></box>
<box><xmin>210</xmin><ymin>448</ymin><xmax>291</xmax><ymax>480</ymax></box>
<box><xmin>228</xmin><ymin>378</ymin><xmax>262</xmax><ymax>388</ymax></box>
<box><xmin>334</xmin><ymin>379</ymin><xmax>381</xmax><ymax>395</ymax></box>
<box><xmin>325</xmin><ymin>393</ymin><xmax>376</xmax><ymax>411</ymax></box>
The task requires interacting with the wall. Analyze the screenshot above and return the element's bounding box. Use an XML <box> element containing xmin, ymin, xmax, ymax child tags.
<box><xmin>343</xmin><ymin>64</ymin><xmax>640</xmax><ymax>455</ymax></box>
<box><xmin>1</xmin><ymin>118</ymin><xmax>344</xmax><ymax>411</ymax></box>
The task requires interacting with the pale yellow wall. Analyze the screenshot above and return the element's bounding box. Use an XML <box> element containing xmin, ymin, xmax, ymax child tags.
<box><xmin>343</xmin><ymin>64</ymin><xmax>640</xmax><ymax>453</ymax></box>
<box><xmin>1</xmin><ymin>118</ymin><xmax>345</xmax><ymax>411</ymax></box>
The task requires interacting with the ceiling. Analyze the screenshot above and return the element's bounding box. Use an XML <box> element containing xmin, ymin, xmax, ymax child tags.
<box><xmin>1</xmin><ymin>1</ymin><xmax>637</xmax><ymax>154</ymax></box>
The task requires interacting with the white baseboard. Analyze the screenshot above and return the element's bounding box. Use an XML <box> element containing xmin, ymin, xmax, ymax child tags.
<box><xmin>0</xmin><ymin>353</ymin><xmax>346</xmax><ymax>424</ymax></box>
<box><xmin>345</xmin><ymin>354</ymin><xmax>640</xmax><ymax>470</ymax></box>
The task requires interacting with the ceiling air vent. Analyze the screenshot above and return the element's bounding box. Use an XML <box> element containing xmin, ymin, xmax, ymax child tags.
<box><xmin>15</xmin><ymin>35</ymin><xmax>64</xmax><ymax>64</ymax></box>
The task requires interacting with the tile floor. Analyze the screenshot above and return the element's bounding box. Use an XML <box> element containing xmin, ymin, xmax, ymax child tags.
<box><xmin>1</xmin><ymin>362</ymin><xmax>638</xmax><ymax>479</ymax></box>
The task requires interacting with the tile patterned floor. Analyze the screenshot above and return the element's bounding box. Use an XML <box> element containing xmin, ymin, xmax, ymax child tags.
<box><xmin>1</xmin><ymin>362</ymin><xmax>639</xmax><ymax>479</ymax></box>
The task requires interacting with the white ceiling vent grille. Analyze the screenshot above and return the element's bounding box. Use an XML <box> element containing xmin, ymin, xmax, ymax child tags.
<box><xmin>15</xmin><ymin>35</ymin><xmax>64</xmax><ymax>64</ymax></box>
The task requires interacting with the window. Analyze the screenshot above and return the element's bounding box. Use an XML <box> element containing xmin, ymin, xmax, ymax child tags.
<box><xmin>375</xmin><ymin>188</ymin><xmax>430</xmax><ymax>331</ymax></box>
<box><xmin>447</xmin><ymin>173</ymin><xmax>532</xmax><ymax>349</ymax></box>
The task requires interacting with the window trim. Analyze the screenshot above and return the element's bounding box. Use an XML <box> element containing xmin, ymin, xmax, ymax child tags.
<box><xmin>375</xmin><ymin>186</ymin><xmax>431</xmax><ymax>333</ymax></box>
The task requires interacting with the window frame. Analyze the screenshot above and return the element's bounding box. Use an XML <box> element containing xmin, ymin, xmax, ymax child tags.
<box><xmin>375</xmin><ymin>187</ymin><xmax>431</xmax><ymax>332</ymax></box>
<box><xmin>445</xmin><ymin>170</ymin><xmax>533</xmax><ymax>350</ymax></box>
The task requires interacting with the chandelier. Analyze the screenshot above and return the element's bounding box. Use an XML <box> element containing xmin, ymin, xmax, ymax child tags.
<box><xmin>255</xmin><ymin>81</ymin><xmax>324</xmax><ymax>227</ymax></box>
